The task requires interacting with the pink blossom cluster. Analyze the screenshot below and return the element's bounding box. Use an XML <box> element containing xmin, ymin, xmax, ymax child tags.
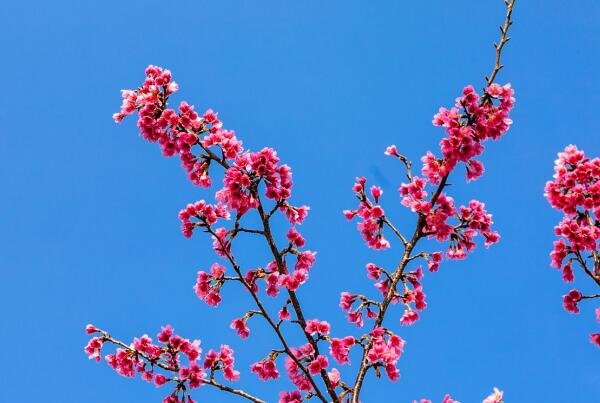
<box><xmin>113</xmin><ymin>71</ymin><xmax>310</xmax><ymax>230</ymax></box>
<box><xmin>113</xmin><ymin>66</ymin><xmax>244</xmax><ymax>188</ymax></box>
<box><xmin>545</xmin><ymin>145</ymin><xmax>600</xmax><ymax>347</ymax></box>
<box><xmin>340</xmin><ymin>262</ymin><xmax>428</xmax><ymax>332</ymax></box>
<box><xmin>339</xmin><ymin>291</ymin><xmax>377</xmax><ymax>328</ymax></box>
<box><xmin>85</xmin><ymin>324</ymin><xmax>236</xmax><ymax>403</ymax></box>
<box><xmin>284</xmin><ymin>344</ymin><xmax>319</xmax><ymax>392</ymax></box>
<box><xmin>308</xmin><ymin>355</ymin><xmax>329</xmax><ymax>375</ymax></box>
<box><xmin>338</xmin><ymin>84</ymin><xmax>511</xmax><ymax>340</ymax></box>
<box><xmin>343</xmin><ymin>178</ymin><xmax>390</xmax><ymax>250</ymax></box>
<box><xmin>346</xmin><ymin>84</ymin><xmax>509</xmax><ymax>259</ymax></box>
<box><xmin>329</xmin><ymin>336</ymin><xmax>355</xmax><ymax>365</ymax></box>
<box><xmin>279</xmin><ymin>391</ymin><xmax>302</xmax><ymax>403</ymax></box>
<box><xmin>277</xmin><ymin>250</ymin><xmax>317</xmax><ymax>292</ymax></box>
<box><xmin>251</xmin><ymin>359</ymin><xmax>280</xmax><ymax>380</ymax></box>
<box><xmin>204</xmin><ymin>345</ymin><xmax>240</xmax><ymax>382</ymax></box>
<box><xmin>193</xmin><ymin>263</ymin><xmax>227</xmax><ymax>307</ymax></box>
<box><xmin>400</xmin><ymin>287</ymin><xmax>426</xmax><ymax>326</ymax></box>
<box><xmin>230</xmin><ymin>317</ymin><xmax>251</xmax><ymax>339</ymax></box>
<box><xmin>366</xmin><ymin>327</ymin><xmax>405</xmax><ymax>381</ymax></box>
<box><xmin>334</xmin><ymin>81</ymin><xmax>514</xmax><ymax>403</ymax></box>
<box><xmin>305</xmin><ymin>319</ymin><xmax>331</xmax><ymax>336</ymax></box>
<box><xmin>398</xmin><ymin>178</ymin><xmax>499</xmax><ymax>259</ymax></box>
<box><xmin>178</xmin><ymin>200</ymin><xmax>230</xmax><ymax>238</ymax></box>
<box><xmin>430</xmin><ymin>83</ymin><xmax>514</xmax><ymax>182</ymax></box>
<box><xmin>563</xmin><ymin>289</ymin><xmax>583</xmax><ymax>313</ymax></box>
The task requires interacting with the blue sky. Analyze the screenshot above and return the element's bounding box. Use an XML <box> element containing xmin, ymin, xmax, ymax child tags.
<box><xmin>1</xmin><ymin>0</ymin><xmax>599</xmax><ymax>402</ymax></box>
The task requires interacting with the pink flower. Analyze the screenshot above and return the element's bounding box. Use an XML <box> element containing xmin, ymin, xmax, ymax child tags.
<box><xmin>86</xmin><ymin>324</ymin><xmax>100</xmax><ymax>334</ymax></box>
<box><xmin>384</xmin><ymin>144</ymin><xmax>400</xmax><ymax>158</ymax></box>
<box><xmin>142</xmin><ymin>370</ymin><xmax>154</xmax><ymax>382</ymax></box>
<box><xmin>330</xmin><ymin>336</ymin><xmax>355</xmax><ymax>365</ymax></box>
<box><xmin>399</xmin><ymin>177</ymin><xmax>428</xmax><ymax>213</ymax></box>
<box><xmin>105</xmin><ymin>348</ymin><xmax>136</xmax><ymax>377</ymax></box>
<box><xmin>400</xmin><ymin>309</ymin><xmax>419</xmax><ymax>326</ymax></box>
<box><xmin>285</xmin><ymin>356</ymin><xmax>312</xmax><ymax>392</ymax></box>
<box><xmin>427</xmin><ymin>251</ymin><xmax>443</xmax><ymax>272</ymax></box>
<box><xmin>157</xmin><ymin>325</ymin><xmax>173</xmax><ymax>343</ymax></box>
<box><xmin>217</xmin><ymin>345</ymin><xmax>240</xmax><ymax>382</ymax></box>
<box><xmin>279</xmin><ymin>306</ymin><xmax>291</xmax><ymax>321</ymax></box>
<box><xmin>251</xmin><ymin>360</ymin><xmax>280</xmax><ymax>380</ymax></box>
<box><xmin>305</xmin><ymin>319</ymin><xmax>331</xmax><ymax>336</ymax></box>
<box><xmin>307</xmin><ymin>355</ymin><xmax>329</xmax><ymax>375</ymax></box>
<box><xmin>230</xmin><ymin>318</ymin><xmax>250</xmax><ymax>339</ymax></box>
<box><xmin>193</xmin><ymin>269</ymin><xmax>223</xmax><ymax>307</ymax></box>
<box><xmin>339</xmin><ymin>292</ymin><xmax>357</xmax><ymax>311</ymax></box>
<box><xmin>328</xmin><ymin>368</ymin><xmax>341</xmax><ymax>388</ymax></box>
<box><xmin>366</xmin><ymin>328</ymin><xmax>405</xmax><ymax>381</ymax></box>
<box><xmin>366</xmin><ymin>263</ymin><xmax>383</xmax><ymax>280</ymax></box>
<box><xmin>178</xmin><ymin>201</ymin><xmax>230</xmax><ymax>238</ymax></box>
<box><xmin>286</xmin><ymin>227</ymin><xmax>305</xmax><ymax>248</ymax></box>
<box><xmin>482</xmin><ymin>387</ymin><xmax>503</xmax><ymax>403</ymax></box>
<box><xmin>562</xmin><ymin>263</ymin><xmax>574</xmax><ymax>282</ymax></box>
<box><xmin>295</xmin><ymin>250</ymin><xmax>316</xmax><ymax>271</ymax></box>
<box><xmin>563</xmin><ymin>289</ymin><xmax>582</xmax><ymax>313</ymax></box>
<box><xmin>279</xmin><ymin>391</ymin><xmax>302</xmax><ymax>403</ymax></box>
<box><xmin>466</xmin><ymin>159</ymin><xmax>485</xmax><ymax>182</ymax></box>
<box><xmin>421</xmin><ymin>152</ymin><xmax>445</xmax><ymax>185</ymax></box>
<box><xmin>132</xmin><ymin>335</ymin><xmax>161</xmax><ymax>359</ymax></box>
<box><xmin>550</xmin><ymin>239</ymin><xmax>569</xmax><ymax>269</ymax></box>
<box><xmin>432</xmin><ymin>84</ymin><xmax>514</xmax><ymax>179</ymax></box>
<box><xmin>371</xmin><ymin>186</ymin><xmax>383</xmax><ymax>203</ymax></box>
<box><xmin>84</xmin><ymin>337</ymin><xmax>104</xmax><ymax>362</ymax></box>
<box><xmin>266</xmin><ymin>272</ymin><xmax>280</xmax><ymax>297</ymax></box>
<box><xmin>281</xmin><ymin>204</ymin><xmax>310</xmax><ymax>225</ymax></box>
<box><xmin>154</xmin><ymin>374</ymin><xmax>168</xmax><ymax>387</ymax></box>
<box><xmin>178</xmin><ymin>363</ymin><xmax>206</xmax><ymax>389</ymax></box>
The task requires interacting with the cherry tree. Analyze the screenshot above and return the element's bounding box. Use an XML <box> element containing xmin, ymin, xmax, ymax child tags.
<box><xmin>86</xmin><ymin>1</ymin><xmax>516</xmax><ymax>402</ymax></box>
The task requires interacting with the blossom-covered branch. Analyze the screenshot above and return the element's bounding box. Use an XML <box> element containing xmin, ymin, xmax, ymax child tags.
<box><xmin>343</xmin><ymin>2</ymin><xmax>515</xmax><ymax>401</ymax></box>
<box><xmin>545</xmin><ymin>145</ymin><xmax>600</xmax><ymax>347</ymax></box>
<box><xmin>86</xmin><ymin>1</ymin><xmax>515</xmax><ymax>402</ymax></box>
<box><xmin>84</xmin><ymin>324</ymin><xmax>263</xmax><ymax>403</ymax></box>
<box><xmin>102</xmin><ymin>62</ymin><xmax>341</xmax><ymax>402</ymax></box>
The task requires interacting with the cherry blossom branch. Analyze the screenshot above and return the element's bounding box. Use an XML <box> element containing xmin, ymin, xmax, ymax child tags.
<box><xmin>205</xmin><ymin>223</ymin><xmax>330</xmax><ymax>403</ymax></box>
<box><xmin>104</xmin><ymin>69</ymin><xmax>338</xmax><ymax>401</ymax></box>
<box><xmin>545</xmin><ymin>144</ymin><xmax>600</xmax><ymax>347</ymax></box>
<box><xmin>91</xmin><ymin>2</ymin><xmax>517</xmax><ymax>400</ymax></box>
<box><xmin>86</xmin><ymin>327</ymin><xmax>265</xmax><ymax>403</ymax></box>
<box><xmin>348</xmin><ymin>2</ymin><xmax>516</xmax><ymax>400</ymax></box>
<box><xmin>252</xmin><ymin>191</ymin><xmax>340</xmax><ymax>402</ymax></box>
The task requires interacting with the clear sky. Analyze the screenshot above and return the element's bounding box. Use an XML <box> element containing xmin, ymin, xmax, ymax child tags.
<box><xmin>1</xmin><ymin>0</ymin><xmax>599</xmax><ymax>402</ymax></box>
